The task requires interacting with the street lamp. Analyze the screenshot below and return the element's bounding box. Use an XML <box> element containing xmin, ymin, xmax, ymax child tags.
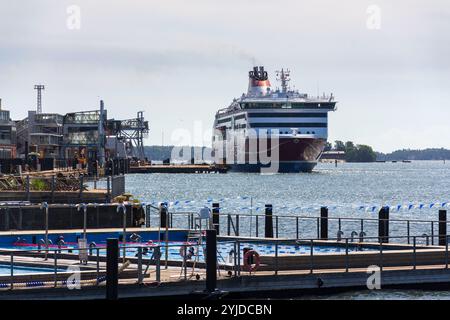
<box><xmin>117</xmin><ymin>203</ymin><xmax>127</xmax><ymax>263</ymax></box>
<box><xmin>40</xmin><ymin>202</ymin><xmax>49</xmax><ymax>260</ymax></box>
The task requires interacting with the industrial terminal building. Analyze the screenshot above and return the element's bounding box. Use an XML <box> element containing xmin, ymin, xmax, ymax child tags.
<box><xmin>0</xmin><ymin>88</ymin><xmax>149</xmax><ymax>174</ymax></box>
<box><xmin>0</xmin><ymin>99</ymin><xmax>17</xmax><ymax>159</ymax></box>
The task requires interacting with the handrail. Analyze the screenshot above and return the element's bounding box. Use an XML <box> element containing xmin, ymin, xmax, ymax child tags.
<box><xmin>166</xmin><ymin>210</ymin><xmax>446</xmax><ymax>225</ymax></box>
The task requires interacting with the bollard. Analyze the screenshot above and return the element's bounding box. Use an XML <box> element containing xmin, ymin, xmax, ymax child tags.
<box><xmin>79</xmin><ymin>174</ymin><xmax>84</xmax><ymax>200</ymax></box>
<box><xmin>320</xmin><ymin>207</ymin><xmax>328</xmax><ymax>240</ymax></box>
<box><xmin>264</xmin><ymin>204</ymin><xmax>274</xmax><ymax>238</ymax></box>
<box><xmin>205</xmin><ymin>229</ymin><xmax>217</xmax><ymax>293</ymax></box>
<box><xmin>106</xmin><ymin>238</ymin><xmax>119</xmax><ymax>300</ymax></box>
<box><xmin>159</xmin><ymin>202</ymin><xmax>168</xmax><ymax>228</ymax></box>
<box><xmin>212</xmin><ymin>203</ymin><xmax>220</xmax><ymax>234</ymax></box>
<box><xmin>106</xmin><ymin>176</ymin><xmax>111</xmax><ymax>201</ymax></box>
<box><xmin>439</xmin><ymin>210</ymin><xmax>447</xmax><ymax>246</ymax></box>
<box><xmin>378</xmin><ymin>206</ymin><xmax>390</xmax><ymax>243</ymax></box>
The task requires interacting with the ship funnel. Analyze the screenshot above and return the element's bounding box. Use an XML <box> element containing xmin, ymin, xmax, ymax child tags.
<box><xmin>248</xmin><ymin>66</ymin><xmax>271</xmax><ymax>96</ymax></box>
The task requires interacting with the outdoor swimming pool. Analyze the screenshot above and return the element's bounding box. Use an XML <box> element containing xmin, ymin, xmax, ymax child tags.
<box><xmin>0</xmin><ymin>229</ymin><xmax>394</xmax><ymax>264</ymax></box>
<box><xmin>0</xmin><ymin>264</ymin><xmax>64</xmax><ymax>275</ymax></box>
<box><xmin>2</xmin><ymin>240</ymin><xmax>385</xmax><ymax>264</ymax></box>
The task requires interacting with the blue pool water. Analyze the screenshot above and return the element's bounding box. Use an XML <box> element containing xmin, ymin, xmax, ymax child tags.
<box><xmin>0</xmin><ymin>264</ymin><xmax>64</xmax><ymax>275</ymax></box>
<box><xmin>3</xmin><ymin>241</ymin><xmax>380</xmax><ymax>263</ymax></box>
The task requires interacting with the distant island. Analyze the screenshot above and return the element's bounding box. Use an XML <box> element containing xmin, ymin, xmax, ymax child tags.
<box><xmin>145</xmin><ymin>144</ymin><xmax>450</xmax><ymax>163</ymax></box>
<box><xmin>376</xmin><ymin>148</ymin><xmax>450</xmax><ymax>161</ymax></box>
<box><xmin>324</xmin><ymin>141</ymin><xmax>377</xmax><ymax>162</ymax></box>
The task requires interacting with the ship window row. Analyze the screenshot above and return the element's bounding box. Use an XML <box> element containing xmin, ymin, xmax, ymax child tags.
<box><xmin>217</xmin><ymin>117</ymin><xmax>231</xmax><ymax>124</ymax></box>
<box><xmin>262</xmin><ymin>129</ymin><xmax>317</xmax><ymax>135</ymax></box>
<box><xmin>234</xmin><ymin>114</ymin><xmax>246</xmax><ymax>120</ymax></box>
<box><xmin>248</xmin><ymin>112</ymin><xmax>327</xmax><ymax>118</ymax></box>
<box><xmin>250</xmin><ymin>123</ymin><xmax>327</xmax><ymax>128</ymax></box>
<box><xmin>241</xmin><ymin>102</ymin><xmax>335</xmax><ymax>109</ymax></box>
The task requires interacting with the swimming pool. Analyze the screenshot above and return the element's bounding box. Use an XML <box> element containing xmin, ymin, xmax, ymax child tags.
<box><xmin>2</xmin><ymin>240</ymin><xmax>383</xmax><ymax>264</ymax></box>
<box><xmin>0</xmin><ymin>264</ymin><xmax>64</xmax><ymax>275</ymax></box>
<box><xmin>0</xmin><ymin>229</ymin><xmax>389</xmax><ymax>264</ymax></box>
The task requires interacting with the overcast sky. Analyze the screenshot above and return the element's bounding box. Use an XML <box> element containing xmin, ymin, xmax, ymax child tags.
<box><xmin>1</xmin><ymin>0</ymin><xmax>449</xmax><ymax>153</ymax></box>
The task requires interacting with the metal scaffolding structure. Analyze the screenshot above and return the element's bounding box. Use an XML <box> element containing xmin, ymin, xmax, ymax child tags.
<box><xmin>117</xmin><ymin>111</ymin><xmax>149</xmax><ymax>160</ymax></box>
<box><xmin>34</xmin><ymin>85</ymin><xmax>45</xmax><ymax>114</ymax></box>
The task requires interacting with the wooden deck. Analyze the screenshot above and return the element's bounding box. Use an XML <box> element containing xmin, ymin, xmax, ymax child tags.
<box><xmin>2</xmin><ymin>246</ymin><xmax>450</xmax><ymax>299</ymax></box>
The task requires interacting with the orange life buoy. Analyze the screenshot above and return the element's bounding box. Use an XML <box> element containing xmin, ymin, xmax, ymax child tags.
<box><xmin>243</xmin><ymin>250</ymin><xmax>260</xmax><ymax>273</ymax></box>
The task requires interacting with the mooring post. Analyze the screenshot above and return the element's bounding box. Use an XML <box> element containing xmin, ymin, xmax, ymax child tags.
<box><xmin>106</xmin><ymin>176</ymin><xmax>111</xmax><ymax>202</ymax></box>
<box><xmin>79</xmin><ymin>174</ymin><xmax>84</xmax><ymax>200</ymax></box>
<box><xmin>26</xmin><ymin>175</ymin><xmax>30</xmax><ymax>202</ymax></box>
<box><xmin>51</xmin><ymin>175</ymin><xmax>55</xmax><ymax>203</ymax></box>
<box><xmin>378</xmin><ymin>206</ymin><xmax>390</xmax><ymax>243</ymax></box>
<box><xmin>106</xmin><ymin>238</ymin><xmax>119</xmax><ymax>300</ymax></box>
<box><xmin>159</xmin><ymin>202</ymin><xmax>168</xmax><ymax>228</ymax></box>
<box><xmin>205</xmin><ymin>229</ymin><xmax>217</xmax><ymax>293</ymax></box>
<box><xmin>320</xmin><ymin>206</ymin><xmax>328</xmax><ymax>240</ymax></box>
<box><xmin>212</xmin><ymin>203</ymin><xmax>220</xmax><ymax>235</ymax></box>
<box><xmin>265</xmin><ymin>204</ymin><xmax>274</xmax><ymax>238</ymax></box>
<box><xmin>439</xmin><ymin>209</ymin><xmax>447</xmax><ymax>246</ymax></box>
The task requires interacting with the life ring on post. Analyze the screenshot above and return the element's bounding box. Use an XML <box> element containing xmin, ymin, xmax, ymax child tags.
<box><xmin>243</xmin><ymin>250</ymin><xmax>260</xmax><ymax>273</ymax></box>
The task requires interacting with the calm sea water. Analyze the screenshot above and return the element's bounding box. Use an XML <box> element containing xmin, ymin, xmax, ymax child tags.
<box><xmin>120</xmin><ymin>161</ymin><xmax>449</xmax><ymax>239</ymax></box>
<box><xmin>125</xmin><ymin>160</ymin><xmax>449</xmax><ymax>212</ymax></box>
<box><xmin>103</xmin><ymin>160</ymin><xmax>450</xmax><ymax>299</ymax></box>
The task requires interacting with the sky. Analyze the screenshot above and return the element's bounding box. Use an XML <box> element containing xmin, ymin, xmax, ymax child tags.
<box><xmin>0</xmin><ymin>0</ymin><xmax>449</xmax><ymax>153</ymax></box>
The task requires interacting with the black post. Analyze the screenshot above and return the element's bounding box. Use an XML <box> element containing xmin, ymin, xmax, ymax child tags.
<box><xmin>205</xmin><ymin>229</ymin><xmax>217</xmax><ymax>293</ymax></box>
<box><xmin>439</xmin><ymin>210</ymin><xmax>447</xmax><ymax>246</ymax></box>
<box><xmin>378</xmin><ymin>207</ymin><xmax>390</xmax><ymax>243</ymax></box>
<box><xmin>159</xmin><ymin>203</ymin><xmax>168</xmax><ymax>228</ymax></box>
<box><xmin>320</xmin><ymin>207</ymin><xmax>328</xmax><ymax>240</ymax></box>
<box><xmin>212</xmin><ymin>203</ymin><xmax>220</xmax><ymax>234</ymax></box>
<box><xmin>106</xmin><ymin>238</ymin><xmax>118</xmax><ymax>300</ymax></box>
<box><xmin>265</xmin><ymin>204</ymin><xmax>273</xmax><ymax>238</ymax></box>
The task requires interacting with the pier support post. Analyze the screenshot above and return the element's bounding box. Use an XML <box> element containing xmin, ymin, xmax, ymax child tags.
<box><xmin>106</xmin><ymin>238</ymin><xmax>119</xmax><ymax>300</ymax></box>
<box><xmin>205</xmin><ymin>229</ymin><xmax>217</xmax><ymax>293</ymax></box>
<box><xmin>159</xmin><ymin>202</ymin><xmax>168</xmax><ymax>228</ymax></box>
<box><xmin>378</xmin><ymin>207</ymin><xmax>390</xmax><ymax>243</ymax></box>
<box><xmin>212</xmin><ymin>203</ymin><xmax>220</xmax><ymax>234</ymax></box>
<box><xmin>439</xmin><ymin>210</ymin><xmax>447</xmax><ymax>246</ymax></box>
<box><xmin>265</xmin><ymin>204</ymin><xmax>274</xmax><ymax>238</ymax></box>
<box><xmin>320</xmin><ymin>207</ymin><xmax>328</xmax><ymax>240</ymax></box>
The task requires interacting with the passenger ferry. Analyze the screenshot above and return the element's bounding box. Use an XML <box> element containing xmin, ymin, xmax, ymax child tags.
<box><xmin>212</xmin><ymin>66</ymin><xmax>337</xmax><ymax>173</ymax></box>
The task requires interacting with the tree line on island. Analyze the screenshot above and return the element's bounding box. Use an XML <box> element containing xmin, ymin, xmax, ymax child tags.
<box><xmin>324</xmin><ymin>141</ymin><xmax>377</xmax><ymax>162</ymax></box>
<box><xmin>325</xmin><ymin>141</ymin><xmax>450</xmax><ymax>162</ymax></box>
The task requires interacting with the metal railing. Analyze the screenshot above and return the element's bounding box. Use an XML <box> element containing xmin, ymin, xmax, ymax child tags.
<box><xmin>1</xmin><ymin>233</ymin><xmax>450</xmax><ymax>293</ymax></box>
<box><xmin>146</xmin><ymin>209</ymin><xmax>448</xmax><ymax>245</ymax></box>
<box><xmin>223</xmin><ymin>234</ymin><xmax>450</xmax><ymax>276</ymax></box>
<box><xmin>0</xmin><ymin>240</ymin><xmax>209</xmax><ymax>290</ymax></box>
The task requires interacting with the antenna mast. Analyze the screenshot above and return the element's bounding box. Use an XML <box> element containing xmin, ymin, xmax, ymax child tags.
<box><xmin>34</xmin><ymin>84</ymin><xmax>45</xmax><ymax>114</ymax></box>
<box><xmin>275</xmin><ymin>68</ymin><xmax>290</xmax><ymax>93</ymax></box>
